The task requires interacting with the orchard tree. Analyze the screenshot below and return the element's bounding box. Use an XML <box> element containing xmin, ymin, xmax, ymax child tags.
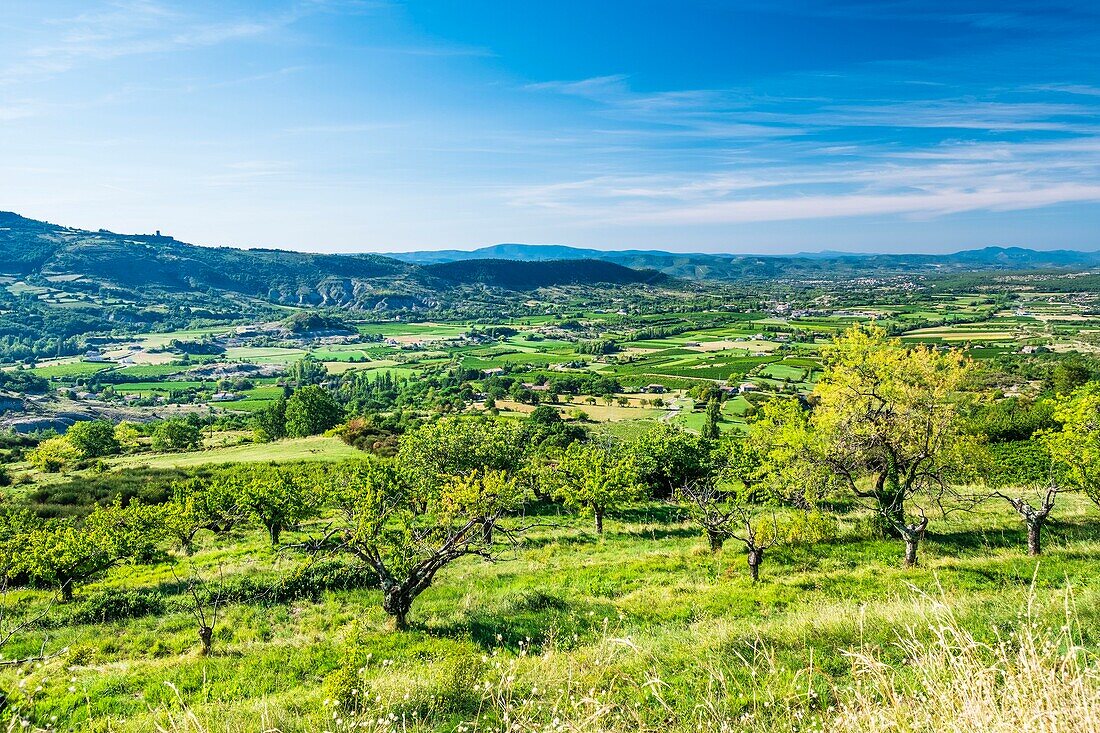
<box><xmin>165</xmin><ymin>476</ymin><xmax>243</xmax><ymax>554</ymax></box>
<box><xmin>546</xmin><ymin>440</ymin><xmax>644</xmax><ymax>534</ymax></box>
<box><xmin>285</xmin><ymin>385</ymin><xmax>343</xmax><ymax>438</ymax></box>
<box><xmin>761</xmin><ymin>326</ymin><xmax>975</xmax><ymax>566</ymax></box>
<box><xmin>629</xmin><ymin>424</ymin><xmax>717</xmax><ymax>500</ymax></box>
<box><xmin>678</xmin><ymin>475</ymin><xmax>739</xmax><ymax>552</ymax></box>
<box><xmin>231</xmin><ymin>464</ymin><xmax>320</xmax><ymax>545</ymax></box>
<box><xmin>313</xmin><ymin>459</ymin><xmax>527</xmax><ymax>630</ymax></box>
<box><xmin>396</xmin><ymin>415</ymin><xmax>528</xmax><ymax>493</ymax></box>
<box><xmin>16</xmin><ymin>500</ymin><xmax>167</xmax><ymax>601</ymax></box>
<box><xmin>66</xmin><ymin>420</ymin><xmax>120</xmax><ymax>458</ymax></box>
<box><xmin>173</xmin><ymin>564</ymin><xmax>225</xmax><ymax>656</ymax></box>
<box><xmin>677</xmin><ymin>475</ymin><xmax>782</xmax><ymax>580</ymax></box>
<box><xmin>992</xmin><ymin>482</ymin><xmax>1060</xmax><ymax>556</ymax></box>
<box><xmin>1044</xmin><ymin>384</ymin><xmax>1100</xmax><ymax>507</ymax></box>
<box><xmin>726</xmin><ymin>511</ymin><xmax>780</xmax><ymax>582</ymax></box>
<box><xmin>973</xmin><ymin>438</ymin><xmax>1062</xmax><ymax>557</ymax></box>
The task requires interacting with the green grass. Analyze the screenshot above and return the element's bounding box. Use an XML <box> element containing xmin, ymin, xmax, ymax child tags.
<box><xmin>223</xmin><ymin>346</ymin><xmax>308</xmax><ymax>362</ymax></box>
<box><xmin>105</xmin><ymin>435</ymin><xmax>361</xmax><ymax>469</ymax></box>
<box><xmin>355</xmin><ymin>323</ymin><xmax>469</xmax><ymax>338</ymax></box>
<box><xmin>674</xmin><ymin>405</ymin><xmax>746</xmax><ymax>434</ymax></box>
<box><xmin>5</xmin><ymin>492</ymin><xmax>1099</xmax><ymax>731</ymax></box>
<box><xmin>115</xmin><ymin>380</ymin><xmax>206</xmax><ymax>393</ymax></box>
<box><xmin>117</xmin><ymin>364</ymin><xmax>193</xmax><ymax>378</ymax></box>
<box><xmin>758</xmin><ymin>363</ymin><xmax>806</xmax><ymax>381</ymax></box>
<box><xmin>29</xmin><ymin>361</ymin><xmax>115</xmax><ymax>379</ymax></box>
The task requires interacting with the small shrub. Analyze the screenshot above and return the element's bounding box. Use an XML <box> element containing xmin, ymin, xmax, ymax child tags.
<box><xmin>193</xmin><ymin>560</ymin><xmax>376</xmax><ymax>606</ymax></box>
<box><xmin>68</xmin><ymin>589</ymin><xmax>166</xmax><ymax>624</ymax></box>
<box><xmin>323</xmin><ymin>664</ymin><xmax>365</xmax><ymax>712</ymax></box>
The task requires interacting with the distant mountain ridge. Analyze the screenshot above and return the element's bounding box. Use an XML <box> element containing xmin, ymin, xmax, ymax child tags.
<box><xmin>4</xmin><ymin>212</ymin><xmax>1100</xmax><ymax>313</ymax></box>
<box><xmin>391</xmin><ymin>242</ymin><xmax>1100</xmax><ymax>280</ymax></box>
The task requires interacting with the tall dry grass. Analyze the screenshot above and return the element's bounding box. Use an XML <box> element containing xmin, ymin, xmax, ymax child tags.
<box><xmin>826</xmin><ymin>591</ymin><xmax>1100</xmax><ymax>733</ymax></box>
<box><xmin>27</xmin><ymin>588</ymin><xmax>1100</xmax><ymax>733</ymax></box>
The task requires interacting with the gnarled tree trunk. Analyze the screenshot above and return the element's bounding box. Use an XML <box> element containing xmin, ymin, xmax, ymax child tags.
<box><xmin>1000</xmin><ymin>490</ymin><xmax>1057</xmax><ymax>557</ymax></box>
<box><xmin>1027</xmin><ymin>521</ymin><xmax>1043</xmax><ymax>556</ymax></box>
<box><xmin>198</xmin><ymin>625</ymin><xmax>213</xmax><ymax>655</ymax></box>
<box><xmin>900</xmin><ymin>514</ymin><xmax>928</xmax><ymax>568</ymax></box>
<box><xmin>903</xmin><ymin>535</ymin><xmax>919</xmax><ymax>567</ymax></box>
<box><xmin>382</xmin><ymin>583</ymin><xmax>412</xmax><ymax>631</ymax></box>
<box><xmin>746</xmin><ymin>547</ymin><xmax>763</xmax><ymax>582</ymax></box>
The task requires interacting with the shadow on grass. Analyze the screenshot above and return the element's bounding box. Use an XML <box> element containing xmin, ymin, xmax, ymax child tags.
<box><xmin>424</xmin><ymin>589</ymin><xmax>613</xmax><ymax>653</ymax></box>
<box><xmin>929</xmin><ymin>518</ymin><xmax>1100</xmax><ymax>555</ymax></box>
<box><xmin>616</xmin><ymin>525</ymin><xmax>702</xmax><ymax>542</ymax></box>
<box><xmin>615</xmin><ymin>504</ymin><xmax>689</xmax><ymax>524</ymax></box>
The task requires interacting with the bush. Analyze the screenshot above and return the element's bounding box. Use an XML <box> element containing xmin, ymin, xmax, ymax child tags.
<box><xmin>773</xmin><ymin>510</ymin><xmax>840</xmax><ymax>545</ymax></box>
<box><xmin>66</xmin><ymin>589</ymin><xmax>166</xmax><ymax>624</ymax></box>
<box><xmin>27</xmin><ymin>436</ymin><xmax>81</xmax><ymax>473</ymax></box>
<box><xmin>151</xmin><ymin>420</ymin><xmax>201</xmax><ymax>452</ymax></box>
<box><xmin>193</xmin><ymin>560</ymin><xmax>376</xmax><ymax>606</ymax></box>
<box><xmin>66</xmin><ymin>420</ymin><xmax>120</xmax><ymax>458</ymax></box>
<box><xmin>23</xmin><ymin>467</ymin><xmax>188</xmax><ymax>517</ymax></box>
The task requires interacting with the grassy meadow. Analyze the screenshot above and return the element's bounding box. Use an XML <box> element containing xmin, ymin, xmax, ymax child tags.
<box><xmin>4</xmin><ymin>488</ymin><xmax>1099</xmax><ymax>732</ymax></box>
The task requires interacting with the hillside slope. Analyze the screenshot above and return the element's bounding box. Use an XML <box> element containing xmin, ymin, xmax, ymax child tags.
<box><xmin>0</xmin><ymin>212</ymin><xmax>427</xmax><ymax>308</ymax></box>
<box><xmin>0</xmin><ymin>213</ymin><xmax>677</xmax><ymax>309</ymax></box>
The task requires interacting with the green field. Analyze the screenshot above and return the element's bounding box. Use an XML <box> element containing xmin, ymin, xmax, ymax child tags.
<box><xmin>28</xmin><ymin>361</ymin><xmax>115</xmax><ymax>379</ymax></box>
<box><xmin>107</xmin><ymin>435</ymin><xmax>360</xmax><ymax>469</ymax></box>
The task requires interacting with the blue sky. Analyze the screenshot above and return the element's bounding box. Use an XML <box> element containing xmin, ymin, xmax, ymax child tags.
<box><xmin>3</xmin><ymin>1</ymin><xmax>1100</xmax><ymax>254</ymax></box>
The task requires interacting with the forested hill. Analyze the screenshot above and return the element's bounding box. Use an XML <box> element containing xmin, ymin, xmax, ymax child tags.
<box><xmin>0</xmin><ymin>213</ymin><xmax>674</xmax><ymax>309</ymax></box>
<box><xmin>0</xmin><ymin>212</ymin><xmax>424</xmax><ymax>308</ymax></box>
<box><xmin>424</xmin><ymin>258</ymin><xmax>670</xmax><ymax>289</ymax></box>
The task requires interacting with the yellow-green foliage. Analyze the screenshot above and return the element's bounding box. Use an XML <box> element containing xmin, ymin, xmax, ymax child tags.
<box><xmin>27</xmin><ymin>435</ymin><xmax>81</xmax><ymax>472</ymax></box>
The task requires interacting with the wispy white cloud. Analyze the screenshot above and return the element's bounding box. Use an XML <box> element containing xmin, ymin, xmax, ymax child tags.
<box><xmin>284</xmin><ymin>122</ymin><xmax>406</xmax><ymax>134</ymax></box>
<box><xmin>0</xmin><ymin>1</ymin><xmax>304</xmax><ymax>86</ymax></box>
<box><xmin>509</xmin><ymin>60</ymin><xmax>1100</xmax><ymax>230</ymax></box>
<box><xmin>632</xmin><ymin>184</ymin><xmax>1100</xmax><ymax>225</ymax></box>
<box><xmin>200</xmin><ymin>160</ymin><xmax>295</xmax><ymax>188</ymax></box>
<box><xmin>506</xmin><ymin>127</ymin><xmax>1100</xmax><ymax>226</ymax></box>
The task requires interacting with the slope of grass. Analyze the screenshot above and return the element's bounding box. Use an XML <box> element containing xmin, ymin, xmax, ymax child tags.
<box><xmin>4</xmin><ymin>492</ymin><xmax>1098</xmax><ymax>731</ymax></box>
